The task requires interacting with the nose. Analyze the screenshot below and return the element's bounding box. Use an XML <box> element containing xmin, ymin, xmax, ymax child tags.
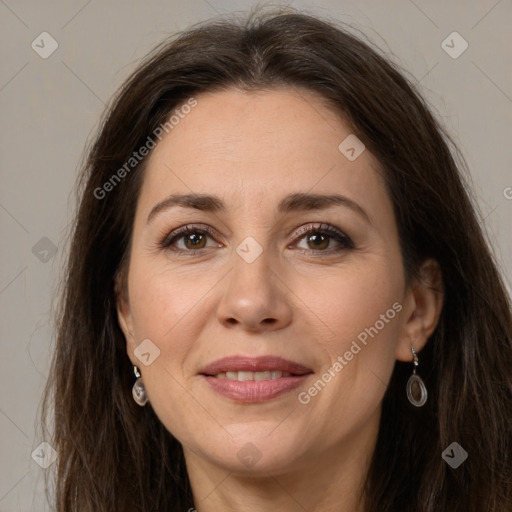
<box><xmin>216</xmin><ymin>250</ymin><xmax>293</xmax><ymax>332</ymax></box>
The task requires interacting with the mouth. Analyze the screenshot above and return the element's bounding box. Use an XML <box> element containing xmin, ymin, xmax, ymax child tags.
<box><xmin>208</xmin><ymin>370</ymin><xmax>295</xmax><ymax>380</ymax></box>
<box><xmin>199</xmin><ymin>355</ymin><xmax>313</xmax><ymax>403</ymax></box>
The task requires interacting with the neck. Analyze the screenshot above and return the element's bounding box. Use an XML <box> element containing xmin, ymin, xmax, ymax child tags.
<box><xmin>184</xmin><ymin>409</ymin><xmax>380</xmax><ymax>512</ymax></box>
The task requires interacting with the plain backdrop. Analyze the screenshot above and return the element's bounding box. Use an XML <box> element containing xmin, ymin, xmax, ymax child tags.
<box><xmin>0</xmin><ymin>1</ymin><xmax>511</xmax><ymax>510</ymax></box>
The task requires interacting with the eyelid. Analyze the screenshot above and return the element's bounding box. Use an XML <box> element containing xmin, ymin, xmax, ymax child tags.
<box><xmin>159</xmin><ymin>222</ymin><xmax>354</xmax><ymax>254</ymax></box>
<box><xmin>159</xmin><ymin>223</ymin><xmax>222</xmax><ymax>249</ymax></box>
<box><xmin>289</xmin><ymin>222</ymin><xmax>354</xmax><ymax>248</ymax></box>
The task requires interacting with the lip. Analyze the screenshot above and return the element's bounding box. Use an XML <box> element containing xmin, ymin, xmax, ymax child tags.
<box><xmin>199</xmin><ymin>355</ymin><xmax>312</xmax><ymax>376</ymax></box>
<box><xmin>202</xmin><ymin>375</ymin><xmax>310</xmax><ymax>402</ymax></box>
<box><xmin>199</xmin><ymin>356</ymin><xmax>313</xmax><ymax>403</ymax></box>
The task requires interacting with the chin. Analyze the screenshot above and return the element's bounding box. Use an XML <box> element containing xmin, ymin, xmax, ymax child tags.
<box><xmin>198</xmin><ymin>426</ymin><xmax>309</xmax><ymax>475</ymax></box>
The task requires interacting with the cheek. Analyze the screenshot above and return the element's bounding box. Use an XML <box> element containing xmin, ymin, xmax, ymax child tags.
<box><xmin>294</xmin><ymin>258</ymin><xmax>403</xmax><ymax>414</ymax></box>
<box><xmin>125</xmin><ymin>263</ymin><xmax>216</xmax><ymax>402</ymax></box>
<box><xmin>298</xmin><ymin>259</ymin><xmax>403</xmax><ymax>350</ymax></box>
<box><xmin>126</xmin><ymin>266</ymin><xmax>210</xmax><ymax>434</ymax></box>
<box><xmin>128</xmin><ymin>262</ymin><xmax>216</xmax><ymax>340</ymax></box>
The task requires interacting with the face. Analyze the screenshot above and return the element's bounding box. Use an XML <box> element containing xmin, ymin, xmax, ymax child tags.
<box><xmin>117</xmin><ymin>87</ymin><xmax>417</xmax><ymax>476</ymax></box>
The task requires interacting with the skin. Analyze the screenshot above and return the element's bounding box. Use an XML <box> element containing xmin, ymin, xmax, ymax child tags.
<box><xmin>117</xmin><ymin>87</ymin><xmax>443</xmax><ymax>512</ymax></box>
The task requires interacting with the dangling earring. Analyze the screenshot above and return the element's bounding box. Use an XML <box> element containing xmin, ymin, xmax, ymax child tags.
<box><xmin>132</xmin><ymin>365</ymin><xmax>148</xmax><ymax>406</ymax></box>
<box><xmin>406</xmin><ymin>345</ymin><xmax>427</xmax><ymax>407</ymax></box>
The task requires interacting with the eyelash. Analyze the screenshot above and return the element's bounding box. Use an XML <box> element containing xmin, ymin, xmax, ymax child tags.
<box><xmin>158</xmin><ymin>222</ymin><xmax>355</xmax><ymax>257</ymax></box>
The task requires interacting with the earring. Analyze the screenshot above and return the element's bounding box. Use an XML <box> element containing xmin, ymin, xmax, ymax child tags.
<box><xmin>132</xmin><ymin>365</ymin><xmax>148</xmax><ymax>406</ymax></box>
<box><xmin>406</xmin><ymin>346</ymin><xmax>427</xmax><ymax>407</ymax></box>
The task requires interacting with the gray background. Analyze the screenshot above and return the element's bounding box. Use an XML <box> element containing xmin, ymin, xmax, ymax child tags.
<box><xmin>1</xmin><ymin>0</ymin><xmax>511</xmax><ymax>509</ymax></box>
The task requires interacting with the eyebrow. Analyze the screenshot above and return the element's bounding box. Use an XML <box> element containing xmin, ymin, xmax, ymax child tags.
<box><xmin>146</xmin><ymin>192</ymin><xmax>370</xmax><ymax>224</ymax></box>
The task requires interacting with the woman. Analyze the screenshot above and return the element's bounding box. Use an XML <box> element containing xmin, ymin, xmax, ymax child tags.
<box><xmin>42</xmin><ymin>8</ymin><xmax>512</xmax><ymax>512</ymax></box>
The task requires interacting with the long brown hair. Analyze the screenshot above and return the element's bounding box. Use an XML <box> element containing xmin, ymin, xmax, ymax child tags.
<box><xmin>42</xmin><ymin>7</ymin><xmax>512</xmax><ymax>511</ymax></box>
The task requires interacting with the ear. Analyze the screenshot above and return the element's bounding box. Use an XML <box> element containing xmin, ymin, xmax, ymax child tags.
<box><xmin>115</xmin><ymin>271</ymin><xmax>136</xmax><ymax>356</ymax></box>
<box><xmin>396</xmin><ymin>258</ymin><xmax>444</xmax><ymax>362</ymax></box>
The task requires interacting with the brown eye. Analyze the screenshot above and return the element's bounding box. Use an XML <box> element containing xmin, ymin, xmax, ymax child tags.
<box><xmin>160</xmin><ymin>224</ymin><xmax>221</xmax><ymax>254</ymax></box>
<box><xmin>183</xmin><ymin>232</ymin><xmax>207</xmax><ymax>250</ymax></box>
<box><xmin>305</xmin><ymin>233</ymin><xmax>330</xmax><ymax>250</ymax></box>
<box><xmin>294</xmin><ymin>223</ymin><xmax>354</xmax><ymax>255</ymax></box>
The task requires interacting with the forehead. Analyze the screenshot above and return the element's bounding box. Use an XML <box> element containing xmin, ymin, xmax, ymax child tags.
<box><xmin>137</xmin><ymin>87</ymin><xmax>388</xmax><ymax>216</ymax></box>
